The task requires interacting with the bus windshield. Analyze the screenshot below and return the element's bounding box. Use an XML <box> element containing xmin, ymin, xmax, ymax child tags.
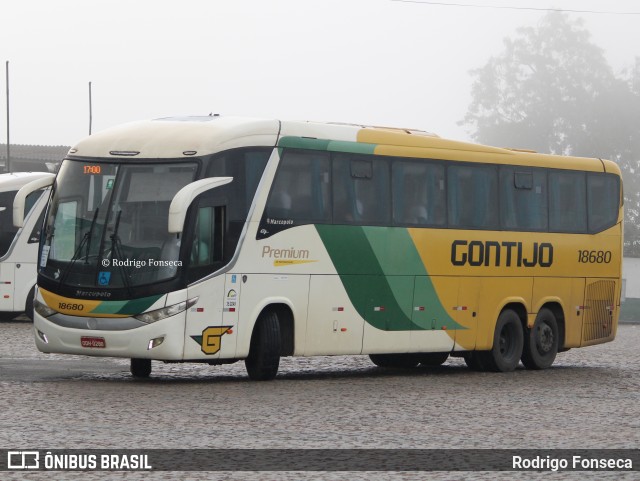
<box><xmin>40</xmin><ymin>160</ymin><xmax>197</xmax><ymax>290</ymax></box>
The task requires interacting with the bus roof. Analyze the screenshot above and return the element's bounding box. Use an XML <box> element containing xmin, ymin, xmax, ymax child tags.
<box><xmin>68</xmin><ymin>116</ymin><xmax>620</xmax><ymax>175</ymax></box>
<box><xmin>0</xmin><ymin>172</ymin><xmax>55</xmax><ymax>192</ymax></box>
<box><xmin>70</xmin><ymin>116</ymin><xmax>281</xmax><ymax>160</ymax></box>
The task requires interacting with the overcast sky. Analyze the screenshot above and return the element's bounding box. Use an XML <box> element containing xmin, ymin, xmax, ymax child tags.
<box><xmin>2</xmin><ymin>0</ymin><xmax>640</xmax><ymax>147</ymax></box>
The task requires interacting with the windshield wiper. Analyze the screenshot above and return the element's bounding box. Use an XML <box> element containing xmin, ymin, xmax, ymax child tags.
<box><xmin>84</xmin><ymin>207</ymin><xmax>100</xmax><ymax>264</ymax></box>
<box><xmin>109</xmin><ymin>210</ymin><xmax>133</xmax><ymax>296</ymax></box>
<box><xmin>59</xmin><ymin>208</ymin><xmax>100</xmax><ymax>285</ymax></box>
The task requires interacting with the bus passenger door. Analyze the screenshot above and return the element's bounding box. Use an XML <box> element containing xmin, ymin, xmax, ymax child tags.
<box><xmin>182</xmin><ymin>201</ymin><xmax>236</xmax><ymax>360</ymax></box>
<box><xmin>184</xmin><ymin>275</ymin><xmax>228</xmax><ymax>360</ymax></box>
<box><xmin>410</xmin><ymin>276</ymin><xmax>459</xmax><ymax>353</ymax></box>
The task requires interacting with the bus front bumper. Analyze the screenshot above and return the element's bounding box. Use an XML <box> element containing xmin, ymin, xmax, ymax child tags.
<box><xmin>33</xmin><ymin>312</ymin><xmax>187</xmax><ymax>360</ymax></box>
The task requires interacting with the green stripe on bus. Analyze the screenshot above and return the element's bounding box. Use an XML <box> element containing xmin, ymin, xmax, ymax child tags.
<box><xmin>315</xmin><ymin>224</ymin><xmax>462</xmax><ymax>331</ymax></box>
<box><xmin>117</xmin><ymin>295</ymin><xmax>163</xmax><ymax>315</ymax></box>
<box><xmin>362</xmin><ymin>227</ymin><xmax>462</xmax><ymax>330</ymax></box>
<box><xmin>89</xmin><ymin>300</ymin><xmax>129</xmax><ymax>314</ymax></box>
<box><xmin>278</xmin><ymin>136</ymin><xmax>376</xmax><ymax>154</ymax></box>
<box><xmin>89</xmin><ymin>294</ymin><xmax>162</xmax><ymax>316</ymax></box>
<box><xmin>362</xmin><ymin>227</ymin><xmax>426</xmax><ymax>275</ymax></box>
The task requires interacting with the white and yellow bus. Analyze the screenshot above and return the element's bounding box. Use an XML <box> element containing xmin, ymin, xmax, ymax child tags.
<box><xmin>22</xmin><ymin>117</ymin><xmax>622</xmax><ymax>378</ymax></box>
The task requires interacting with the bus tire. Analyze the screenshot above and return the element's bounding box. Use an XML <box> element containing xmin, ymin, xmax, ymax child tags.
<box><xmin>369</xmin><ymin>353</ymin><xmax>420</xmax><ymax>368</ymax></box>
<box><xmin>245</xmin><ymin>311</ymin><xmax>281</xmax><ymax>381</ymax></box>
<box><xmin>463</xmin><ymin>351</ymin><xmax>487</xmax><ymax>371</ymax></box>
<box><xmin>483</xmin><ymin>309</ymin><xmax>524</xmax><ymax>372</ymax></box>
<box><xmin>131</xmin><ymin>358</ymin><xmax>151</xmax><ymax>378</ymax></box>
<box><xmin>521</xmin><ymin>308</ymin><xmax>559</xmax><ymax>370</ymax></box>
<box><xmin>418</xmin><ymin>352</ymin><xmax>449</xmax><ymax>367</ymax></box>
<box><xmin>25</xmin><ymin>286</ymin><xmax>35</xmax><ymax>321</ymax></box>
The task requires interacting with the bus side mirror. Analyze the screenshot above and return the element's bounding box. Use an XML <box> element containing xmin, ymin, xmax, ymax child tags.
<box><xmin>168</xmin><ymin>177</ymin><xmax>233</xmax><ymax>234</ymax></box>
<box><xmin>13</xmin><ymin>174</ymin><xmax>55</xmax><ymax>228</ymax></box>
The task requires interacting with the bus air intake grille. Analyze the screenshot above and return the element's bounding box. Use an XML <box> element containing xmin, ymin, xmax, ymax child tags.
<box><xmin>582</xmin><ymin>280</ymin><xmax>615</xmax><ymax>342</ymax></box>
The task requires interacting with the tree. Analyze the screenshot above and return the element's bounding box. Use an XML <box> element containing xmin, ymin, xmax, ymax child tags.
<box><xmin>461</xmin><ymin>12</ymin><xmax>640</xmax><ymax>256</ymax></box>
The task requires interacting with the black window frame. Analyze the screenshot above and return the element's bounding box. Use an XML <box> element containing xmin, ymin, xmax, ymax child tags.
<box><xmin>257</xmin><ymin>147</ymin><xmax>622</xmax><ymax>238</ymax></box>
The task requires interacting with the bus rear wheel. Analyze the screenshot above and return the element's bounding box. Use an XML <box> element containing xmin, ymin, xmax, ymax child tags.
<box><xmin>245</xmin><ymin>311</ymin><xmax>281</xmax><ymax>381</ymax></box>
<box><xmin>482</xmin><ymin>309</ymin><xmax>524</xmax><ymax>372</ymax></box>
<box><xmin>369</xmin><ymin>354</ymin><xmax>420</xmax><ymax>368</ymax></box>
<box><xmin>521</xmin><ymin>308</ymin><xmax>559</xmax><ymax>370</ymax></box>
<box><xmin>130</xmin><ymin>358</ymin><xmax>151</xmax><ymax>378</ymax></box>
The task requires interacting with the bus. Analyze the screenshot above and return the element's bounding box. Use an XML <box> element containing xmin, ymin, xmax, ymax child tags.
<box><xmin>22</xmin><ymin>116</ymin><xmax>623</xmax><ymax>379</ymax></box>
<box><xmin>1</xmin><ymin>172</ymin><xmax>55</xmax><ymax>321</ymax></box>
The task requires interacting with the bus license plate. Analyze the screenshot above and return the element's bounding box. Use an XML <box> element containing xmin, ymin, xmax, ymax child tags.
<box><xmin>81</xmin><ymin>336</ymin><xmax>106</xmax><ymax>348</ymax></box>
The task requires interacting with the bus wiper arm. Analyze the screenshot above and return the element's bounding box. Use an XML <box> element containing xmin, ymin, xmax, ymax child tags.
<box><xmin>84</xmin><ymin>207</ymin><xmax>100</xmax><ymax>264</ymax></box>
<box><xmin>109</xmin><ymin>210</ymin><xmax>133</xmax><ymax>296</ymax></box>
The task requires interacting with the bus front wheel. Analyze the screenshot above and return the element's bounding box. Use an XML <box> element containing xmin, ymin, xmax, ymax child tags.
<box><xmin>521</xmin><ymin>308</ymin><xmax>559</xmax><ymax>370</ymax></box>
<box><xmin>130</xmin><ymin>358</ymin><xmax>151</xmax><ymax>378</ymax></box>
<box><xmin>245</xmin><ymin>311</ymin><xmax>281</xmax><ymax>381</ymax></box>
<box><xmin>25</xmin><ymin>287</ymin><xmax>35</xmax><ymax>321</ymax></box>
<box><xmin>483</xmin><ymin>309</ymin><xmax>524</xmax><ymax>372</ymax></box>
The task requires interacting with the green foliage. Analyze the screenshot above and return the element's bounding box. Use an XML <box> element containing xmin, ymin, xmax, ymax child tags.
<box><xmin>461</xmin><ymin>12</ymin><xmax>640</xmax><ymax>256</ymax></box>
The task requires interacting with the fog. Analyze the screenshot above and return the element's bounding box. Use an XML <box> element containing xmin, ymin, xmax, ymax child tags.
<box><xmin>2</xmin><ymin>0</ymin><xmax>639</xmax><ymax>146</ymax></box>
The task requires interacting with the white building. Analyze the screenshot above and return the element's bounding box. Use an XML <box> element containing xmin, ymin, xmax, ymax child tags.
<box><xmin>623</xmin><ymin>257</ymin><xmax>640</xmax><ymax>300</ymax></box>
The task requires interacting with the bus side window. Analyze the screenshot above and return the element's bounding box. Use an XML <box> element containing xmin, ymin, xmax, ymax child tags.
<box><xmin>264</xmin><ymin>150</ymin><xmax>330</xmax><ymax>224</ymax></box>
<box><xmin>190</xmin><ymin>206</ymin><xmax>225</xmax><ymax>267</ymax></box>
<box><xmin>333</xmin><ymin>154</ymin><xmax>390</xmax><ymax>225</ymax></box>
<box><xmin>549</xmin><ymin>171</ymin><xmax>587</xmax><ymax>233</ymax></box>
<box><xmin>448</xmin><ymin>164</ymin><xmax>498</xmax><ymax>229</ymax></box>
<box><xmin>587</xmin><ymin>173</ymin><xmax>619</xmax><ymax>233</ymax></box>
<box><xmin>392</xmin><ymin>160</ymin><xmax>445</xmax><ymax>226</ymax></box>
<box><xmin>499</xmin><ymin>167</ymin><xmax>548</xmax><ymax>231</ymax></box>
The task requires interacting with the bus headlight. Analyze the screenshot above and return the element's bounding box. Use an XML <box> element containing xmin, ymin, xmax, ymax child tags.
<box><xmin>34</xmin><ymin>299</ymin><xmax>58</xmax><ymax>318</ymax></box>
<box><xmin>135</xmin><ymin>297</ymin><xmax>198</xmax><ymax>324</ymax></box>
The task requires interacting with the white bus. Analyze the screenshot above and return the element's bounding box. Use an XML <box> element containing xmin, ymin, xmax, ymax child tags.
<box><xmin>0</xmin><ymin>172</ymin><xmax>55</xmax><ymax>320</ymax></box>
<box><xmin>23</xmin><ymin>117</ymin><xmax>622</xmax><ymax>378</ymax></box>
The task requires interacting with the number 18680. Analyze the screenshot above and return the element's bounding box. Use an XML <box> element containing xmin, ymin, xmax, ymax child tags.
<box><xmin>578</xmin><ymin>250</ymin><xmax>612</xmax><ymax>264</ymax></box>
